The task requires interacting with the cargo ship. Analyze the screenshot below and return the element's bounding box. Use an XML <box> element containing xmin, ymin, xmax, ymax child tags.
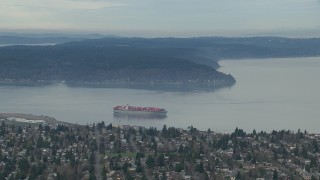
<box><xmin>113</xmin><ymin>105</ymin><xmax>167</xmax><ymax>116</ymax></box>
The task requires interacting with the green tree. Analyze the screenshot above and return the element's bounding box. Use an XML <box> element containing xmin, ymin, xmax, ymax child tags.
<box><xmin>125</xmin><ymin>172</ymin><xmax>134</xmax><ymax>180</ymax></box>
<box><xmin>157</xmin><ymin>154</ymin><xmax>165</xmax><ymax>167</ymax></box>
<box><xmin>145</xmin><ymin>155</ymin><xmax>155</xmax><ymax>168</ymax></box>
<box><xmin>252</xmin><ymin>129</ymin><xmax>257</xmax><ymax>136</ymax></box>
<box><xmin>175</xmin><ymin>163</ymin><xmax>184</xmax><ymax>172</ymax></box>
<box><xmin>17</xmin><ymin>126</ymin><xmax>23</xmax><ymax>134</ymax></box>
<box><xmin>312</xmin><ymin>140</ymin><xmax>319</xmax><ymax>153</ymax></box>
<box><xmin>273</xmin><ymin>170</ymin><xmax>278</xmax><ymax>180</ymax></box>
<box><xmin>311</xmin><ymin>175</ymin><xmax>317</xmax><ymax>180</ymax></box>
<box><xmin>136</xmin><ymin>165</ymin><xmax>143</xmax><ymax>173</ymax></box>
<box><xmin>195</xmin><ymin>162</ymin><xmax>204</xmax><ymax>173</ymax></box>
<box><xmin>236</xmin><ymin>171</ymin><xmax>242</xmax><ymax>180</ymax></box>
<box><xmin>18</xmin><ymin>158</ymin><xmax>30</xmax><ymax>173</ymax></box>
<box><xmin>302</xmin><ymin>146</ymin><xmax>308</xmax><ymax>159</ymax></box>
<box><xmin>246</xmin><ymin>152</ymin><xmax>252</xmax><ymax>161</ymax></box>
<box><xmin>305</xmin><ymin>164</ymin><xmax>311</xmax><ymax>173</ymax></box>
<box><xmin>106</xmin><ymin>123</ymin><xmax>113</xmax><ymax>130</ymax></box>
<box><xmin>162</xmin><ymin>125</ymin><xmax>167</xmax><ymax>138</ymax></box>
<box><xmin>293</xmin><ymin>145</ymin><xmax>299</xmax><ymax>156</ymax></box>
<box><xmin>37</xmin><ymin>136</ymin><xmax>44</xmax><ymax>148</ymax></box>
<box><xmin>102</xmin><ymin>165</ymin><xmax>107</xmax><ymax>180</ymax></box>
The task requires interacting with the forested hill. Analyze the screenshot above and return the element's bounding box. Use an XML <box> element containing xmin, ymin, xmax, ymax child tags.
<box><xmin>0</xmin><ymin>37</ymin><xmax>320</xmax><ymax>90</ymax></box>
<box><xmin>60</xmin><ymin>36</ymin><xmax>320</xmax><ymax>59</ymax></box>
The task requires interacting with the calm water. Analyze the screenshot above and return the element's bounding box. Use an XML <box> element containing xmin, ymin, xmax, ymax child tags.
<box><xmin>1</xmin><ymin>57</ymin><xmax>319</xmax><ymax>132</ymax></box>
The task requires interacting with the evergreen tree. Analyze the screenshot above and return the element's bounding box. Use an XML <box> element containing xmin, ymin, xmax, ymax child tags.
<box><xmin>162</xmin><ymin>125</ymin><xmax>167</xmax><ymax>138</ymax></box>
<box><xmin>313</xmin><ymin>140</ymin><xmax>319</xmax><ymax>153</ymax></box>
<box><xmin>18</xmin><ymin>158</ymin><xmax>30</xmax><ymax>174</ymax></box>
<box><xmin>157</xmin><ymin>154</ymin><xmax>165</xmax><ymax>167</ymax></box>
<box><xmin>146</xmin><ymin>155</ymin><xmax>155</xmax><ymax>168</ymax></box>
<box><xmin>195</xmin><ymin>162</ymin><xmax>204</xmax><ymax>173</ymax></box>
<box><xmin>273</xmin><ymin>170</ymin><xmax>278</xmax><ymax>180</ymax></box>
<box><xmin>175</xmin><ymin>163</ymin><xmax>184</xmax><ymax>172</ymax></box>
<box><xmin>236</xmin><ymin>171</ymin><xmax>242</xmax><ymax>180</ymax></box>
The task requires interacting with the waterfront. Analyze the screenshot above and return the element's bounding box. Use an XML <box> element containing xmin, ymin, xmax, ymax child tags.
<box><xmin>0</xmin><ymin>57</ymin><xmax>319</xmax><ymax>132</ymax></box>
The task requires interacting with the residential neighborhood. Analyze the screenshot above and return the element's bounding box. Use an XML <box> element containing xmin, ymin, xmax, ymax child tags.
<box><xmin>1</xmin><ymin>120</ymin><xmax>320</xmax><ymax>180</ymax></box>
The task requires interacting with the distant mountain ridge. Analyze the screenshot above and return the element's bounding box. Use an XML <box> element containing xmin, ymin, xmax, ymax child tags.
<box><xmin>0</xmin><ymin>33</ymin><xmax>120</xmax><ymax>45</ymax></box>
<box><xmin>59</xmin><ymin>36</ymin><xmax>320</xmax><ymax>64</ymax></box>
<box><xmin>0</xmin><ymin>36</ymin><xmax>83</xmax><ymax>45</ymax></box>
<box><xmin>0</xmin><ymin>36</ymin><xmax>320</xmax><ymax>90</ymax></box>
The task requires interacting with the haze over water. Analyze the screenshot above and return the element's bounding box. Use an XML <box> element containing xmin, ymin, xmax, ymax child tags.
<box><xmin>1</xmin><ymin>57</ymin><xmax>319</xmax><ymax>133</ymax></box>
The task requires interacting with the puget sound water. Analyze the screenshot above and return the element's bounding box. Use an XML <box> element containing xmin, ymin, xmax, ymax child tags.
<box><xmin>1</xmin><ymin>57</ymin><xmax>319</xmax><ymax>133</ymax></box>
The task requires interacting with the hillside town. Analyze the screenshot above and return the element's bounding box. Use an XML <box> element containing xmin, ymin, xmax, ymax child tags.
<box><xmin>1</xmin><ymin>120</ymin><xmax>320</xmax><ymax>180</ymax></box>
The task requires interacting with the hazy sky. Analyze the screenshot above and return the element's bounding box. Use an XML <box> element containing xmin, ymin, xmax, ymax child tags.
<box><xmin>0</xmin><ymin>0</ymin><xmax>320</xmax><ymax>37</ymax></box>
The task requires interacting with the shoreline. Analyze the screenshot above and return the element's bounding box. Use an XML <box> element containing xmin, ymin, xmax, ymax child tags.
<box><xmin>1</xmin><ymin>112</ymin><xmax>320</xmax><ymax>135</ymax></box>
<box><xmin>0</xmin><ymin>113</ymin><xmax>76</xmax><ymax>127</ymax></box>
<box><xmin>0</xmin><ymin>79</ymin><xmax>236</xmax><ymax>92</ymax></box>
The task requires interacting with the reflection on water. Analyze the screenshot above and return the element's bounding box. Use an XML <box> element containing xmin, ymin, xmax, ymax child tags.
<box><xmin>113</xmin><ymin>113</ymin><xmax>167</xmax><ymax>121</ymax></box>
<box><xmin>113</xmin><ymin>113</ymin><xmax>167</xmax><ymax>128</ymax></box>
